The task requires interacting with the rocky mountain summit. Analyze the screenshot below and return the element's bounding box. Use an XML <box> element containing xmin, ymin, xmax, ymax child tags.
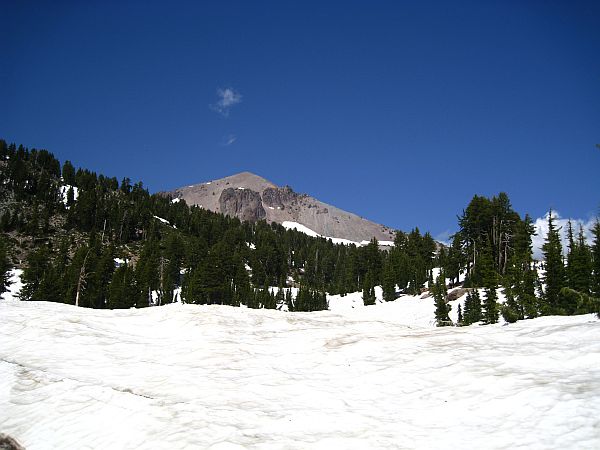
<box><xmin>170</xmin><ymin>172</ymin><xmax>396</xmax><ymax>243</ymax></box>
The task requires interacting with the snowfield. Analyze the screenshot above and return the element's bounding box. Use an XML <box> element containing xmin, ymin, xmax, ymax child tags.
<box><xmin>1</xmin><ymin>294</ymin><xmax>599</xmax><ymax>449</ymax></box>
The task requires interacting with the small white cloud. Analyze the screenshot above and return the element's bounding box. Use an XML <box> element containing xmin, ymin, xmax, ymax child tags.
<box><xmin>532</xmin><ymin>211</ymin><xmax>597</xmax><ymax>260</ymax></box>
<box><xmin>221</xmin><ymin>134</ymin><xmax>237</xmax><ymax>146</ymax></box>
<box><xmin>210</xmin><ymin>87</ymin><xmax>242</xmax><ymax>117</ymax></box>
<box><xmin>434</xmin><ymin>230</ymin><xmax>452</xmax><ymax>246</ymax></box>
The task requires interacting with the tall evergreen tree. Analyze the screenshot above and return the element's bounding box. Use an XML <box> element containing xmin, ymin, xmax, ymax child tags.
<box><xmin>541</xmin><ymin>210</ymin><xmax>565</xmax><ymax>314</ymax></box>
<box><xmin>0</xmin><ymin>238</ymin><xmax>11</xmax><ymax>296</ymax></box>
<box><xmin>382</xmin><ymin>258</ymin><xmax>396</xmax><ymax>302</ymax></box>
<box><xmin>432</xmin><ymin>271</ymin><xmax>451</xmax><ymax>326</ymax></box>
<box><xmin>108</xmin><ymin>264</ymin><xmax>137</xmax><ymax>309</ymax></box>
<box><xmin>362</xmin><ymin>270</ymin><xmax>376</xmax><ymax>306</ymax></box>
<box><xmin>592</xmin><ymin>221</ymin><xmax>600</xmax><ymax>298</ymax></box>
<box><xmin>462</xmin><ymin>290</ymin><xmax>482</xmax><ymax>325</ymax></box>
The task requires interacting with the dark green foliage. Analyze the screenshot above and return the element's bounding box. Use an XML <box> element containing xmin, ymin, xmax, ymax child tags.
<box><xmin>108</xmin><ymin>264</ymin><xmax>137</xmax><ymax>309</ymax></box>
<box><xmin>0</xmin><ymin>238</ymin><xmax>10</xmax><ymax>295</ymax></box>
<box><xmin>457</xmin><ymin>303</ymin><xmax>463</xmax><ymax>325</ymax></box>
<box><xmin>541</xmin><ymin>211</ymin><xmax>565</xmax><ymax>314</ymax></box>
<box><xmin>462</xmin><ymin>290</ymin><xmax>482</xmax><ymax>325</ymax></box>
<box><xmin>566</xmin><ymin>224</ymin><xmax>592</xmax><ymax>297</ymax></box>
<box><xmin>459</xmin><ymin>193</ymin><xmax>521</xmax><ymax>285</ymax></box>
<box><xmin>500</xmin><ymin>296</ymin><xmax>520</xmax><ymax>323</ymax></box>
<box><xmin>504</xmin><ymin>214</ymin><xmax>538</xmax><ymax>319</ymax></box>
<box><xmin>385</xmin><ymin>228</ymin><xmax>436</xmax><ymax>296</ymax></box>
<box><xmin>443</xmin><ymin>234</ymin><xmax>464</xmax><ymax>286</ymax></box>
<box><xmin>362</xmin><ymin>270</ymin><xmax>376</xmax><ymax>306</ymax></box>
<box><xmin>292</xmin><ymin>285</ymin><xmax>328</xmax><ymax>312</ymax></box>
<box><xmin>592</xmin><ymin>221</ymin><xmax>600</xmax><ymax>298</ymax></box>
<box><xmin>20</xmin><ymin>247</ymin><xmax>62</xmax><ymax>302</ymax></box>
<box><xmin>558</xmin><ymin>287</ymin><xmax>600</xmax><ymax>316</ymax></box>
<box><xmin>382</xmin><ymin>258</ymin><xmax>396</xmax><ymax>302</ymax></box>
<box><xmin>482</xmin><ymin>286</ymin><xmax>499</xmax><ymax>324</ymax></box>
<box><xmin>432</xmin><ymin>271</ymin><xmax>451</xmax><ymax>326</ymax></box>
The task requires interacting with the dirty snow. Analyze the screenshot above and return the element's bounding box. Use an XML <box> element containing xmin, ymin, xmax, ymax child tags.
<box><xmin>1</xmin><ymin>275</ymin><xmax>599</xmax><ymax>449</ymax></box>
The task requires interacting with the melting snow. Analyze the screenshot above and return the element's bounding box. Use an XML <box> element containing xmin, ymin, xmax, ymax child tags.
<box><xmin>153</xmin><ymin>215</ymin><xmax>176</xmax><ymax>229</ymax></box>
<box><xmin>282</xmin><ymin>222</ymin><xmax>394</xmax><ymax>247</ymax></box>
<box><xmin>1</xmin><ymin>272</ymin><xmax>599</xmax><ymax>449</ymax></box>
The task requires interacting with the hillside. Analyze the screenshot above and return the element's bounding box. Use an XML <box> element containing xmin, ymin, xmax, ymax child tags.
<box><xmin>170</xmin><ymin>172</ymin><xmax>396</xmax><ymax>243</ymax></box>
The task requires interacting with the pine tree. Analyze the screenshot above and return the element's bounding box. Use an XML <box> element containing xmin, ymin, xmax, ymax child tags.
<box><xmin>571</xmin><ymin>225</ymin><xmax>592</xmax><ymax>296</ymax></box>
<box><xmin>382</xmin><ymin>259</ymin><xmax>396</xmax><ymax>302</ymax></box>
<box><xmin>0</xmin><ymin>238</ymin><xmax>11</xmax><ymax>295</ymax></box>
<box><xmin>108</xmin><ymin>264</ymin><xmax>137</xmax><ymax>309</ymax></box>
<box><xmin>362</xmin><ymin>270</ymin><xmax>376</xmax><ymax>306</ymax></box>
<box><xmin>483</xmin><ymin>286</ymin><xmax>499</xmax><ymax>324</ymax></box>
<box><xmin>592</xmin><ymin>221</ymin><xmax>600</xmax><ymax>298</ymax></box>
<box><xmin>432</xmin><ymin>271</ymin><xmax>451</xmax><ymax>326</ymax></box>
<box><xmin>285</xmin><ymin>289</ymin><xmax>293</xmax><ymax>311</ymax></box>
<box><xmin>457</xmin><ymin>303</ymin><xmax>463</xmax><ymax>326</ymax></box>
<box><xmin>463</xmin><ymin>289</ymin><xmax>482</xmax><ymax>325</ymax></box>
<box><xmin>541</xmin><ymin>210</ymin><xmax>565</xmax><ymax>314</ymax></box>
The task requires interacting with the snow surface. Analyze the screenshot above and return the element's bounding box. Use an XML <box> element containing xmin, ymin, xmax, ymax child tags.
<box><xmin>0</xmin><ymin>269</ymin><xmax>23</xmax><ymax>301</ymax></box>
<box><xmin>153</xmin><ymin>215</ymin><xmax>176</xmax><ymax>229</ymax></box>
<box><xmin>282</xmin><ymin>221</ymin><xmax>395</xmax><ymax>247</ymax></box>
<box><xmin>1</xmin><ymin>282</ymin><xmax>599</xmax><ymax>449</ymax></box>
<box><xmin>58</xmin><ymin>184</ymin><xmax>79</xmax><ymax>206</ymax></box>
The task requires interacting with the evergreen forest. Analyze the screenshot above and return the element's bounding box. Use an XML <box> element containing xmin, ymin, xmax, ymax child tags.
<box><xmin>1</xmin><ymin>140</ymin><xmax>599</xmax><ymax>324</ymax></box>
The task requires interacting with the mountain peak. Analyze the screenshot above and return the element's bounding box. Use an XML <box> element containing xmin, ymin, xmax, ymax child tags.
<box><xmin>170</xmin><ymin>174</ymin><xmax>396</xmax><ymax>242</ymax></box>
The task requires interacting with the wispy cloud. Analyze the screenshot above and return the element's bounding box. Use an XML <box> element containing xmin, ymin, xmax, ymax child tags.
<box><xmin>434</xmin><ymin>230</ymin><xmax>452</xmax><ymax>246</ymax></box>
<box><xmin>221</xmin><ymin>134</ymin><xmax>237</xmax><ymax>146</ymax></box>
<box><xmin>532</xmin><ymin>211</ymin><xmax>598</xmax><ymax>260</ymax></box>
<box><xmin>210</xmin><ymin>87</ymin><xmax>242</xmax><ymax>117</ymax></box>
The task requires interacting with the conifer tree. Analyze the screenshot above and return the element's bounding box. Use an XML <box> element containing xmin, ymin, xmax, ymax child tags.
<box><xmin>432</xmin><ymin>272</ymin><xmax>451</xmax><ymax>326</ymax></box>
<box><xmin>457</xmin><ymin>303</ymin><xmax>463</xmax><ymax>326</ymax></box>
<box><xmin>541</xmin><ymin>210</ymin><xmax>565</xmax><ymax>314</ymax></box>
<box><xmin>478</xmin><ymin>241</ymin><xmax>499</xmax><ymax>324</ymax></box>
<box><xmin>382</xmin><ymin>259</ymin><xmax>396</xmax><ymax>302</ymax></box>
<box><xmin>108</xmin><ymin>264</ymin><xmax>137</xmax><ymax>309</ymax></box>
<box><xmin>592</xmin><ymin>221</ymin><xmax>600</xmax><ymax>298</ymax></box>
<box><xmin>285</xmin><ymin>289</ymin><xmax>293</xmax><ymax>311</ymax></box>
<box><xmin>570</xmin><ymin>225</ymin><xmax>592</xmax><ymax>296</ymax></box>
<box><xmin>483</xmin><ymin>286</ymin><xmax>499</xmax><ymax>324</ymax></box>
<box><xmin>362</xmin><ymin>270</ymin><xmax>376</xmax><ymax>306</ymax></box>
<box><xmin>463</xmin><ymin>290</ymin><xmax>482</xmax><ymax>325</ymax></box>
<box><xmin>0</xmin><ymin>238</ymin><xmax>11</xmax><ymax>295</ymax></box>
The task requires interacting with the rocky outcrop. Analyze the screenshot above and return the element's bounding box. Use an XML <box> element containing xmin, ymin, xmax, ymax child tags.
<box><xmin>219</xmin><ymin>188</ymin><xmax>266</xmax><ymax>222</ymax></box>
<box><xmin>262</xmin><ymin>186</ymin><xmax>297</xmax><ymax>210</ymax></box>
<box><xmin>170</xmin><ymin>172</ymin><xmax>397</xmax><ymax>243</ymax></box>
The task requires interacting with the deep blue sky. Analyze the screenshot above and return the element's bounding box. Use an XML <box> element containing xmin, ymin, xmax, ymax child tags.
<box><xmin>2</xmin><ymin>1</ymin><xmax>599</xmax><ymax>239</ymax></box>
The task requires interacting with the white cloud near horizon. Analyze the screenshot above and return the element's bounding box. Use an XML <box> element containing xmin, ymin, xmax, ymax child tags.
<box><xmin>210</xmin><ymin>87</ymin><xmax>242</xmax><ymax>117</ymax></box>
<box><xmin>532</xmin><ymin>211</ymin><xmax>598</xmax><ymax>260</ymax></box>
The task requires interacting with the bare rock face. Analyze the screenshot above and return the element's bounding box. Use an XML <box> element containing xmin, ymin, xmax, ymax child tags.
<box><xmin>219</xmin><ymin>188</ymin><xmax>266</xmax><ymax>222</ymax></box>
<box><xmin>169</xmin><ymin>172</ymin><xmax>397</xmax><ymax>243</ymax></box>
<box><xmin>262</xmin><ymin>186</ymin><xmax>297</xmax><ymax>210</ymax></box>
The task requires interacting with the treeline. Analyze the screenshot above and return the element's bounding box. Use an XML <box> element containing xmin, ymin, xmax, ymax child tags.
<box><xmin>432</xmin><ymin>194</ymin><xmax>600</xmax><ymax>326</ymax></box>
<box><xmin>2</xmin><ymin>140</ymin><xmax>599</xmax><ymax>320</ymax></box>
<box><xmin>0</xmin><ymin>140</ymin><xmax>432</xmax><ymax>310</ymax></box>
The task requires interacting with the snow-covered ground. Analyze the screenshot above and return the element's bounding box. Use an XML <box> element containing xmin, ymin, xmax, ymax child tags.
<box><xmin>281</xmin><ymin>221</ymin><xmax>394</xmax><ymax>247</ymax></box>
<box><xmin>1</xmin><ymin>282</ymin><xmax>599</xmax><ymax>449</ymax></box>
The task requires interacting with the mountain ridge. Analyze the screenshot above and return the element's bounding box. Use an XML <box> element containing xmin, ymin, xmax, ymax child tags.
<box><xmin>169</xmin><ymin>172</ymin><xmax>396</xmax><ymax>243</ymax></box>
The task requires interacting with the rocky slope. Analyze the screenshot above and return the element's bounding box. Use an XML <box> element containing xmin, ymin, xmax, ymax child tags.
<box><xmin>169</xmin><ymin>172</ymin><xmax>396</xmax><ymax>243</ymax></box>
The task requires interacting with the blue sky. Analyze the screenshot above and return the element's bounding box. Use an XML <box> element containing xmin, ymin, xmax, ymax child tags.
<box><xmin>1</xmin><ymin>1</ymin><xmax>599</xmax><ymax>239</ymax></box>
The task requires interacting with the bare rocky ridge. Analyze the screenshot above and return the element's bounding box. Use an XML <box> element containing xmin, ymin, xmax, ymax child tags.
<box><xmin>169</xmin><ymin>172</ymin><xmax>396</xmax><ymax>242</ymax></box>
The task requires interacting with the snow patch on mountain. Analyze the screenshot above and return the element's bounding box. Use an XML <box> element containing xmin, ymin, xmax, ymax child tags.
<box><xmin>282</xmin><ymin>221</ymin><xmax>395</xmax><ymax>247</ymax></box>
